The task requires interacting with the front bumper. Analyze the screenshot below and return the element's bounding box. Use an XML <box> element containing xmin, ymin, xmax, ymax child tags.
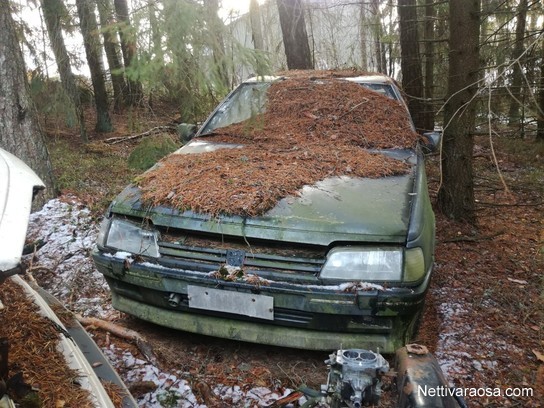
<box><xmin>93</xmin><ymin>250</ymin><xmax>431</xmax><ymax>352</ymax></box>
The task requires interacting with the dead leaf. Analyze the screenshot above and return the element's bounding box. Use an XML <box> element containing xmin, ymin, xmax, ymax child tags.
<box><xmin>507</xmin><ymin>277</ymin><xmax>527</xmax><ymax>285</ymax></box>
<box><xmin>532</xmin><ymin>349</ymin><xmax>544</xmax><ymax>363</ymax></box>
<box><xmin>303</xmin><ymin>111</ymin><xmax>319</xmax><ymax>120</ymax></box>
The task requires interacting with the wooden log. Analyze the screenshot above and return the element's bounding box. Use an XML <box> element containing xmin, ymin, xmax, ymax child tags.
<box><xmin>76</xmin><ymin>315</ymin><xmax>157</xmax><ymax>365</ymax></box>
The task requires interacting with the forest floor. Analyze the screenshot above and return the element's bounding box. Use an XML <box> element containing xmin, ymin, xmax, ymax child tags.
<box><xmin>2</xmin><ymin>104</ymin><xmax>543</xmax><ymax>407</ymax></box>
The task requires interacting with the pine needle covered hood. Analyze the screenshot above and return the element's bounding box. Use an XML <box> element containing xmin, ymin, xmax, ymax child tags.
<box><xmin>109</xmin><ymin>75</ymin><xmax>423</xmax><ymax>245</ymax></box>
<box><xmin>109</xmin><ymin>140</ymin><xmax>419</xmax><ymax>246</ymax></box>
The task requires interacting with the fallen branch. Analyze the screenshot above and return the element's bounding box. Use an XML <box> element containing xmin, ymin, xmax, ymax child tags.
<box><xmin>104</xmin><ymin>125</ymin><xmax>177</xmax><ymax>145</ymax></box>
<box><xmin>76</xmin><ymin>315</ymin><xmax>157</xmax><ymax>365</ymax></box>
<box><xmin>268</xmin><ymin>391</ymin><xmax>305</xmax><ymax>407</ymax></box>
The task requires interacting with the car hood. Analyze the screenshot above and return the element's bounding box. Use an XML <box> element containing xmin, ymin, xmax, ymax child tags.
<box><xmin>110</xmin><ymin>141</ymin><xmax>416</xmax><ymax>246</ymax></box>
<box><xmin>0</xmin><ymin>148</ymin><xmax>44</xmax><ymax>271</ymax></box>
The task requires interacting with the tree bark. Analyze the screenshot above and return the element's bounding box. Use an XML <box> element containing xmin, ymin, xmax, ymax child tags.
<box><xmin>76</xmin><ymin>0</ymin><xmax>113</xmax><ymax>133</ymax></box>
<box><xmin>423</xmin><ymin>0</ymin><xmax>435</xmax><ymax>132</ymax></box>
<box><xmin>370</xmin><ymin>0</ymin><xmax>384</xmax><ymax>73</ymax></box>
<box><xmin>437</xmin><ymin>0</ymin><xmax>481</xmax><ymax>223</ymax></box>
<box><xmin>97</xmin><ymin>0</ymin><xmax>126</xmax><ymax>112</ymax></box>
<box><xmin>249</xmin><ymin>0</ymin><xmax>264</xmax><ymax>50</ymax></box>
<box><xmin>203</xmin><ymin>0</ymin><xmax>229</xmax><ymax>90</ymax></box>
<box><xmin>0</xmin><ymin>0</ymin><xmax>56</xmax><ymax>206</ymax></box>
<box><xmin>359</xmin><ymin>2</ymin><xmax>368</xmax><ymax>71</ymax></box>
<box><xmin>399</xmin><ymin>0</ymin><xmax>425</xmax><ymax>132</ymax></box>
<box><xmin>276</xmin><ymin>0</ymin><xmax>313</xmax><ymax>70</ymax></box>
<box><xmin>537</xmin><ymin>28</ymin><xmax>544</xmax><ymax>142</ymax></box>
<box><xmin>507</xmin><ymin>0</ymin><xmax>528</xmax><ymax>127</ymax></box>
<box><xmin>147</xmin><ymin>0</ymin><xmax>163</xmax><ymax>63</ymax></box>
<box><xmin>40</xmin><ymin>0</ymin><xmax>88</xmax><ymax>143</ymax></box>
<box><xmin>114</xmin><ymin>0</ymin><xmax>143</xmax><ymax>105</ymax></box>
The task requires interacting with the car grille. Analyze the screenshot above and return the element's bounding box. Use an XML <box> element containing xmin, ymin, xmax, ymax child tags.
<box><xmin>157</xmin><ymin>230</ymin><xmax>326</xmax><ymax>275</ymax></box>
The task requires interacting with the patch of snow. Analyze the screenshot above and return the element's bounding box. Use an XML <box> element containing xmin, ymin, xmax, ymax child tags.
<box><xmin>104</xmin><ymin>344</ymin><xmax>295</xmax><ymax>408</ymax></box>
<box><xmin>308</xmin><ymin>281</ymin><xmax>386</xmax><ymax>292</ymax></box>
<box><xmin>103</xmin><ymin>345</ymin><xmax>205</xmax><ymax>408</ymax></box>
<box><xmin>245</xmin><ymin>387</ymin><xmax>290</xmax><ymax>406</ymax></box>
<box><xmin>25</xmin><ymin>197</ymin><xmax>110</xmax><ymax>317</ymax></box>
<box><xmin>103</xmin><ymin>251</ymin><xmax>133</xmax><ymax>260</ymax></box>
<box><xmin>433</xmin><ymin>285</ymin><xmax>520</xmax><ymax>389</ymax></box>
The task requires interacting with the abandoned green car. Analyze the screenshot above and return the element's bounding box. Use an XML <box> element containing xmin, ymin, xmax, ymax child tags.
<box><xmin>92</xmin><ymin>73</ymin><xmax>437</xmax><ymax>352</ymax></box>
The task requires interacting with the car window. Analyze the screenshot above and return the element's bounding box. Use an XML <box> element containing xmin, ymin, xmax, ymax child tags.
<box><xmin>358</xmin><ymin>83</ymin><xmax>397</xmax><ymax>100</ymax></box>
<box><xmin>200</xmin><ymin>83</ymin><xmax>270</xmax><ymax>135</ymax></box>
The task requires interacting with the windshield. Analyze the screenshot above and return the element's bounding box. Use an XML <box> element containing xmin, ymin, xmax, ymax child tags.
<box><xmin>200</xmin><ymin>83</ymin><xmax>270</xmax><ymax>135</ymax></box>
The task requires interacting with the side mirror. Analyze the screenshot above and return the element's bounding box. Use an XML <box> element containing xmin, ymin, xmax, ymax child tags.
<box><xmin>177</xmin><ymin>123</ymin><xmax>197</xmax><ymax>143</ymax></box>
<box><xmin>422</xmin><ymin>131</ymin><xmax>442</xmax><ymax>153</ymax></box>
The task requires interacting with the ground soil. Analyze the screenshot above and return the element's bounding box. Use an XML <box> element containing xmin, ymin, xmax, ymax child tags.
<box><xmin>2</xmin><ymin>89</ymin><xmax>543</xmax><ymax>407</ymax></box>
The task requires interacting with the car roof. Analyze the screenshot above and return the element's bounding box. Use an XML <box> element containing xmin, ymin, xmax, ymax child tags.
<box><xmin>343</xmin><ymin>75</ymin><xmax>394</xmax><ymax>84</ymax></box>
<box><xmin>243</xmin><ymin>75</ymin><xmax>284</xmax><ymax>83</ymax></box>
<box><xmin>243</xmin><ymin>74</ymin><xmax>395</xmax><ymax>85</ymax></box>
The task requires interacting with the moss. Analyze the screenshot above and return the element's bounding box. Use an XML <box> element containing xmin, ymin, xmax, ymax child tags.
<box><xmin>127</xmin><ymin>134</ymin><xmax>179</xmax><ymax>171</ymax></box>
<box><xmin>47</xmin><ymin>139</ymin><xmax>138</xmax><ymax>212</ymax></box>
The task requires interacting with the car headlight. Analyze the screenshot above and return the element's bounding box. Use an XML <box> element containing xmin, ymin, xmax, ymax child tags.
<box><xmin>99</xmin><ymin>217</ymin><xmax>160</xmax><ymax>258</ymax></box>
<box><xmin>320</xmin><ymin>247</ymin><xmax>403</xmax><ymax>281</ymax></box>
<box><xmin>404</xmin><ymin>247</ymin><xmax>425</xmax><ymax>283</ymax></box>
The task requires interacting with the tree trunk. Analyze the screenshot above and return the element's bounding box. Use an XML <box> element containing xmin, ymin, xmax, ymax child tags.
<box><xmin>370</xmin><ymin>0</ymin><xmax>384</xmax><ymax>73</ymax></box>
<box><xmin>423</xmin><ymin>0</ymin><xmax>435</xmax><ymax>132</ymax></box>
<box><xmin>147</xmin><ymin>0</ymin><xmax>162</xmax><ymax>60</ymax></box>
<box><xmin>437</xmin><ymin>0</ymin><xmax>481</xmax><ymax>223</ymax></box>
<box><xmin>276</xmin><ymin>0</ymin><xmax>313</xmax><ymax>70</ymax></box>
<box><xmin>359</xmin><ymin>1</ymin><xmax>368</xmax><ymax>70</ymax></box>
<box><xmin>97</xmin><ymin>0</ymin><xmax>126</xmax><ymax>112</ymax></box>
<box><xmin>203</xmin><ymin>0</ymin><xmax>229</xmax><ymax>90</ymax></box>
<box><xmin>76</xmin><ymin>0</ymin><xmax>113</xmax><ymax>133</ymax></box>
<box><xmin>386</xmin><ymin>4</ymin><xmax>394</xmax><ymax>76</ymax></box>
<box><xmin>249</xmin><ymin>0</ymin><xmax>264</xmax><ymax>50</ymax></box>
<box><xmin>537</xmin><ymin>28</ymin><xmax>544</xmax><ymax>142</ymax></box>
<box><xmin>398</xmin><ymin>0</ymin><xmax>425</xmax><ymax>132</ymax></box>
<box><xmin>114</xmin><ymin>0</ymin><xmax>143</xmax><ymax>105</ymax></box>
<box><xmin>40</xmin><ymin>0</ymin><xmax>88</xmax><ymax>143</ymax></box>
<box><xmin>0</xmin><ymin>0</ymin><xmax>56</xmax><ymax>206</ymax></box>
<box><xmin>507</xmin><ymin>0</ymin><xmax>528</xmax><ymax>127</ymax></box>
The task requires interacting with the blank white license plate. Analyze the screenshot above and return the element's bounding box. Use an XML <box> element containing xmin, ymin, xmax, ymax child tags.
<box><xmin>187</xmin><ymin>285</ymin><xmax>274</xmax><ymax>320</ymax></box>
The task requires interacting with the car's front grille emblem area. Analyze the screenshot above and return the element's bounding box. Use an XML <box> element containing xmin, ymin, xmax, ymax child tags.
<box><xmin>225</xmin><ymin>249</ymin><xmax>245</xmax><ymax>267</ymax></box>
